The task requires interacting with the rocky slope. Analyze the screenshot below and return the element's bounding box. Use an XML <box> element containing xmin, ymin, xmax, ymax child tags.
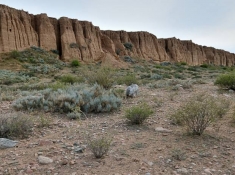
<box><xmin>0</xmin><ymin>4</ymin><xmax>235</xmax><ymax>66</ymax></box>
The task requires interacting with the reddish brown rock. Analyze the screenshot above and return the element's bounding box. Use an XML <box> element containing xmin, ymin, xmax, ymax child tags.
<box><xmin>0</xmin><ymin>4</ymin><xmax>234</xmax><ymax>66</ymax></box>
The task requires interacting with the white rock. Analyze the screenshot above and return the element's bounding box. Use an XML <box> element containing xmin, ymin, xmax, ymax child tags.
<box><xmin>126</xmin><ymin>84</ymin><xmax>139</xmax><ymax>97</ymax></box>
<box><xmin>38</xmin><ymin>156</ymin><xmax>53</xmax><ymax>164</ymax></box>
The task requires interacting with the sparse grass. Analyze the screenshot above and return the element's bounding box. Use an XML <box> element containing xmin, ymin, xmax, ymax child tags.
<box><xmin>171</xmin><ymin>148</ymin><xmax>186</xmax><ymax>161</ymax></box>
<box><xmin>88</xmin><ymin>136</ymin><xmax>111</xmax><ymax>158</ymax></box>
<box><xmin>124</xmin><ymin>103</ymin><xmax>153</xmax><ymax>125</ymax></box>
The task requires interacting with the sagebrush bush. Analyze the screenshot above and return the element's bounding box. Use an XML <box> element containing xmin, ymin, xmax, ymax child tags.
<box><xmin>0</xmin><ymin>113</ymin><xmax>33</xmax><ymax>139</ymax></box>
<box><xmin>71</xmin><ymin>60</ymin><xmax>81</xmax><ymax>67</ymax></box>
<box><xmin>215</xmin><ymin>72</ymin><xmax>235</xmax><ymax>90</ymax></box>
<box><xmin>170</xmin><ymin>94</ymin><xmax>227</xmax><ymax>135</ymax></box>
<box><xmin>125</xmin><ymin>103</ymin><xmax>153</xmax><ymax>125</ymax></box>
<box><xmin>13</xmin><ymin>84</ymin><xmax>122</xmax><ymax>116</ymax></box>
<box><xmin>88</xmin><ymin>136</ymin><xmax>111</xmax><ymax>158</ymax></box>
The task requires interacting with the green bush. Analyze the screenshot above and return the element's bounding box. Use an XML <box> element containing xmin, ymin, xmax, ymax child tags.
<box><xmin>116</xmin><ymin>74</ymin><xmax>138</xmax><ymax>86</ymax></box>
<box><xmin>215</xmin><ymin>72</ymin><xmax>235</xmax><ymax>90</ymax></box>
<box><xmin>0</xmin><ymin>113</ymin><xmax>33</xmax><ymax>139</ymax></box>
<box><xmin>125</xmin><ymin>103</ymin><xmax>153</xmax><ymax>125</ymax></box>
<box><xmin>88</xmin><ymin>136</ymin><xmax>111</xmax><ymax>158</ymax></box>
<box><xmin>123</xmin><ymin>42</ymin><xmax>133</xmax><ymax>51</ymax></box>
<box><xmin>170</xmin><ymin>94</ymin><xmax>226</xmax><ymax>135</ymax></box>
<box><xmin>59</xmin><ymin>75</ymin><xmax>83</xmax><ymax>84</ymax></box>
<box><xmin>71</xmin><ymin>60</ymin><xmax>81</xmax><ymax>67</ymax></box>
<box><xmin>86</xmin><ymin>67</ymin><xmax>115</xmax><ymax>89</ymax></box>
<box><xmin>10</xmin><ymin>50</ymin><xmax>21</xmax><ymax>59</ymax></box>
<box><xmin>200</xmin><ymin>64</ymin><xmax>209</xmax><ymax>68</ymax></box>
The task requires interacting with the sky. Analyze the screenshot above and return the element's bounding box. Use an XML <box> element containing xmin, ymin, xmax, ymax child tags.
<box><xmin>1</xmin><ymin>0</ymin><xmax>235</xmax><ymax>53</ymax></box>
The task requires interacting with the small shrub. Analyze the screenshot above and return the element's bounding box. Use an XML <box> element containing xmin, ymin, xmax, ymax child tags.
<box><xmin>88</xmin><ymin>136</ymin><xmax>111</xmax><ymax>158</ymax></box>
<box><xmin>170</xmin><ymin>94</ymin><xmax>222</xmax><ymax>135</ymax></box>
<box><xmin>0</xmin><ymin>113</ymin><xmax>33</xmax><ymax>139</ymax></box>
<box><xmin>59</xmin><ymin>75</ymin><xmax>81</xmax><ymax>84</ymax></box>
<box><xmin>200</xmin><ymin>64</ymin><xmax>209</xmax><ymax>68</ymax></box>
<box><xmin>70</xmin><ymin>43</ymin><xmax>79</xmax><ymax>48</ymax></box>
<box><xmin>215</xmin><ymin>72</ymin><xmax>235</xmax><ymax>90</ymax></box>
<box><xmin>123</xmin><ymin>42</ymin><xmax>133</xmax><ymax>51</ymax></box>
<box><xmin>10</xmin><ymin>50</ymin><xmax>21</xmax><ymax>59</ymax></box>
<box><xmin>125</xmin><ymin>103</ymin><xmax>153</xmax><ymax>125</ymax></box>
<box><xmin>171</xmin><ymin>149</ymin><xmax>186</xmax><ymax>161</ymax></box>
<box><xmin>50</xmin><ymin>49</ymin><xmax>60</xmax><ymax>55</ymax></box>
<box><xmin>71</xmin><ymin>60</ymin><xmax>81</xmax><ymax>67</ymax></box>
<box><xmin>116</xmin><ymin>74</ymin><xmax>138</xmax><ymax>86</ymax></box>
<box><xmin>85</xmin><ymin>67</ymin><xmax>115</xmax><ymax>89</ymax></box>
<box><xmin>37</xmin><ymin>115</ymin><xmax>51</xmax><ymax>128</ymax></box>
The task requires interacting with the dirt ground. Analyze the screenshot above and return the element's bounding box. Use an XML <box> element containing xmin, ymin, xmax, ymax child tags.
<box><xmin>1</xmin><ymin>79</ymin><xmax>235</xmax><ymax>175</ymax></box>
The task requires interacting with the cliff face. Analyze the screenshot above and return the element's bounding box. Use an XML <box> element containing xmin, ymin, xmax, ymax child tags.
<box><xmin>0</xmin><ymin>4</ymin><xmax>235</xmax><ymax>66</ymax></box>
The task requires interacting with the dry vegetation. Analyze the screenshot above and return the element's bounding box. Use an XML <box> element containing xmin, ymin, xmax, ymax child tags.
<box><xmin>1</xmin><ymin>48</ymin><xmax>235</xmax><ymax>174</ymax></box>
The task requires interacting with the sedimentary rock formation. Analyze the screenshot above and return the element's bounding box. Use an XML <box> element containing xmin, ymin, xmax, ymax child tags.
<box><xmin>0</xmin><ymin>4</ymin><xmax>235</xmax><ymax>66</ymax></box>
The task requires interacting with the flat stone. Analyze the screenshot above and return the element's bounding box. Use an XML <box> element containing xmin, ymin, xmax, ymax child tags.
<box><xmin>155</xmin><ymin>127</ymin><xmax>172</xmax><ymax>133</ymax></box>
<box><xmin>0</xmin><ymin>138</ymin><xmax>18</xmax><ymax>149</ymax></box>
<box><xmin>38</xmin><ymin>156</ymin><xmax>53</xmax><ymax>164</ymax></box>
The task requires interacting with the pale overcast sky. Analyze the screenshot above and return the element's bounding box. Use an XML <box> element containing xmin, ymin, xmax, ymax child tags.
<box><xmin>1</xmin><ymin>0</ymin><xmax>235</xmax><ymax>53</ymax></box>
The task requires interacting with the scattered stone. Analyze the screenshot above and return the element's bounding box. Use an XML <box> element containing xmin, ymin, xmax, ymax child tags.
<box><xmin>155</xmin><ymin>127</ymin><xmax>172</xmax><ymax>133</ymax></box>
<box><xmin>38</xmin><ymin>156</ymin><xmax>53</xmax><ymax>164</ymax></box>
<box><xmin>204</xmin><ymin>168</ymin><xmax>213</xmax><ymax>174</ymax></box>
<box><xmin>177</xmin><ymin>168</ymin><xmax>188</xmax><ymax>174</ymax></box>
<box><xmin>0</xmin><ymin>138</ymin><xmax>18</xmax><ymax>149</ymax></box>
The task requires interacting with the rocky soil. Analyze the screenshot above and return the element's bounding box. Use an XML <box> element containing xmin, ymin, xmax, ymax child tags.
<box><xmin>1</xmin><ymin>80</ymin><xmax>235</xmax><ymax>175</ymax></box>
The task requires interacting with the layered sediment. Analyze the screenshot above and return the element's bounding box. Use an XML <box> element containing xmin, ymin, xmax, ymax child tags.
<box><xmin>0</xmin><ymin>4</ymin><xmax>234</xmax><ymax>66</ymax></box>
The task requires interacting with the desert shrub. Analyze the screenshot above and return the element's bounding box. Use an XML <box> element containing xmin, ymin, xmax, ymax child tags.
<box><xmin>88</xmin><ymin>136</ymin><xmax>111</xmax><ymax>158</ymax></box>
<box><xmin>123</xmin><ymin>42</ymin><xmax>133</xmax><ymax>51</ymax></box>
<box><xmin>10</xmin><ymin>50</ymin><xmax>21</xmax><ymax>59</ymax></box>
<box><xmin>170</xmin><ymin>94</ymin><xmax>224</xmax><ymax>135</ymax></box>
<box><xmin>171</xmin><ymin>149</ymin><xmax>186</xmax><ymax>161</ymax></box>
<box><xmin>151</xmin><ymin>74</ymin><xmax>163</xmax><ymax>80</ymax></box>
<box><xmin>215</xmin><ymin>98</ymin><xmax>231</xmax><ymax>118</ymax></box>
<box><xmin>13</xmin><ymin>84</ymin><xmax>122</xmax><ymax>116</ymax></box>
<box><xmin>70</xmin><ymin>43</ymin><xmax>79</xmax><ymax>48</ymax></box>
<box><xmin>71</xmin><ymin>60</ymin><xmax>81</xmax><ymax>67</ymax></box>
<box><xmin>116</xmin><ymin>74</ymin><xmax>138</xmax><ymax>86</ymax></box>
<box><xmin>0</xmin><ymin>70</ymin><xmax>36</xmax><ymax>85</ymax></box>
<box><xmin>0</xmin><ymin>113</ymin><xmax>33</xmax><ymax>139</ymax></box>
<box><xmin>59</xmin><ymin>75</ymin><xmax>82</xmax><ymax>84</ymax></box>
<box><xmin>50</xmin><ymin>49</ymin><xmax>60</xmax><ymax>55</ymax></box>
<box><xmin>200</xmin><ymin>64</ymin><xmax>209</xmax><ymax>68</ymax></box>
<box><xmin>215</xmin><ymin>72</ymin><xmax>235</xmax><ymax>90</ymax></box>
<box><xmin>124</xmin><ymin>103</ymin><xmax>153</xmax><ymax>125</ymax></box>
<box><xmin>37</xmin><ymin>115</ymin><xmax>51</xmax><ymax>128</ymax></box>
<box><xmin>85</xmin><ymin>67</ymin><xmax>115</xmax><ymax>89</ymax></box>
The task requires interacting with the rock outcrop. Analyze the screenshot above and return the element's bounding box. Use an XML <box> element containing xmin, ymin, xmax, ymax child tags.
<box><xmin>0</xmin><ymin>4</ymin><xmax>235</xmax><ymax>66</ymax></box>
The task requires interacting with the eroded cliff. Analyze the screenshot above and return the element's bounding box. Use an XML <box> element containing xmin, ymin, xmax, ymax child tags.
<box><xmin>0</xmin><ymin>4</ymin><xmax>235</xmax><ymax>66</ymax></box>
